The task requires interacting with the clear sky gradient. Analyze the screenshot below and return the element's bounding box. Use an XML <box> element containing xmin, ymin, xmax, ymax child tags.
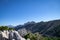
<box><xmin>0</xmin><ymin>0</ymin><xmax>60</xmax><ymax>26</ymax></box>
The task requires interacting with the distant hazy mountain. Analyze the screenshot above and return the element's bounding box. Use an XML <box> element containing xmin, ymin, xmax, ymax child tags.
<box><xmin>7</xmin><ymin>25</ymin><xmax>14</xmax><ymax>28</ymax></box>
<box><xmin>15</xmin><ymin>19</ymin><xmax>60</xmax><ymax>37</ymax></box>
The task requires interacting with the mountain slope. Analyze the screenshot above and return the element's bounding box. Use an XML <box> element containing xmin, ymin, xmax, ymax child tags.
<box><xmin>15</xmin><ymin>19</ymin><xmax>60</xmax><ymax>37</ymax></box>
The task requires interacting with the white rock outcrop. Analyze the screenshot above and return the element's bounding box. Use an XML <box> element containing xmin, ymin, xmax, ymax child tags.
<box><xmin>0</xmin><ymin>30</ymin><xmax>26</xmax><ymax>40</ymax></box>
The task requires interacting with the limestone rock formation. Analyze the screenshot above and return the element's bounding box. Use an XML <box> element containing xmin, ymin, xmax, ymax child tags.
<box><xmin>0</xmin><ymin>30</ymin><xmax>26</xmax><ymax>40</ymax></box>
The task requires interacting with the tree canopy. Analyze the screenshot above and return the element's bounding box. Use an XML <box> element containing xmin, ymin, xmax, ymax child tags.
<box><xmin>0</xmin><ymin>26</ymin><xmax>14</xmax><ymax>31</ymax></box>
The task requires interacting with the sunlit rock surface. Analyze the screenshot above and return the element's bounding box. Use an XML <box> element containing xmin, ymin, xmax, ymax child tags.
<box><xmin>0</xmin><ymin>30</ymin><xmax>26</xmax><ymax>40</ymax></box>
<box><xmin>18</xmin><ymin>28</ymin><xmax>28</xmax><ymax>37</ymax></box>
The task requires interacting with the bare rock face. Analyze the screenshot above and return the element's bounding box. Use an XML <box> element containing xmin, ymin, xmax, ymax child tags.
<box><xmin>18</xmin><ymin>28</ymin><xmax>28</xmax><ymax>37</ymax></box>
<box><xmin>0</xmin><ymin>30</ymin><xmax>26</xmax><ymax>40</ymax></box>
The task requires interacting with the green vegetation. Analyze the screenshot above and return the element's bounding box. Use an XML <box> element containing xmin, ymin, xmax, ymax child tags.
<box><xmin>8</xmin><ymin>28</ymin><xmax>14</xmax><ymax>30</ymax></box>
<box><xmin>24</xmin><ymin>32</ymin><xmax>43</xmax><ymax>40</ymax></box>
<box><xmin>0</xmin><ymin>26</ymin><xmax>8</xmax><ymax>30</ymax></box>
<box><xmin>0</xmin><ymin>26</ymin><xmax>14</xmax><ymax>31</ymax></box>
<box><xmin>24</xmin><ymin>32</ymin><xmax>60</xmax><ymax>40</ymax></box>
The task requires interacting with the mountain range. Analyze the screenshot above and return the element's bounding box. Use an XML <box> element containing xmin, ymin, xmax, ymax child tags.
<box><xmin>14</xmin><ymin>19</ymin><xmax>60</xmax><ymax>37</ymax></box>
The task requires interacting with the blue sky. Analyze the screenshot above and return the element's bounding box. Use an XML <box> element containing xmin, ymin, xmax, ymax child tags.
<box><xmin>0</xmin><ymin>0</ymin><xmax>60</xmax><ymax>26</ymax></box>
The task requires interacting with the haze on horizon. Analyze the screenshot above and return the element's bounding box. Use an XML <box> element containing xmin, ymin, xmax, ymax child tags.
<box><xmin>0</xmin><ymin>0</ymin><xmax>60</xmax><ymax>26</ymax></box>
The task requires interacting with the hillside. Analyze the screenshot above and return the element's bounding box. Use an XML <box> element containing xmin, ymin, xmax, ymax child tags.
<box><xmin>15</xmin><ymin>19</ymin><xmax>60</xmax><ymax>37</ymax></box>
